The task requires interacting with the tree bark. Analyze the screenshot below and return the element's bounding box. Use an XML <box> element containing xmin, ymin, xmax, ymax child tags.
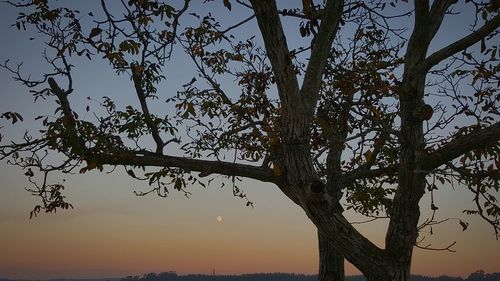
<box><xmin>318</xmin><ymin>231</ymin><xmax>344</xmax><ymax>281</ymax></box>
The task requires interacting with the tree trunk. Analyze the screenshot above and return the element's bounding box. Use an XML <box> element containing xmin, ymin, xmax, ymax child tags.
<box><xmin>318</xmin><ymin>231</ymin><xmax>344</xmax><ymax>281</ymax></box>
<box><xmin>364</xmin><ymin>264</ymin><xmax>411</xmax><ymax>281</ymax></box>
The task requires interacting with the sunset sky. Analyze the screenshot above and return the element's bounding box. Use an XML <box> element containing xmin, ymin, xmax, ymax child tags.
<box><xmin>0</xmin><ymin>1</ymin><xmax>499</xmax><ymax>279</ymax></box>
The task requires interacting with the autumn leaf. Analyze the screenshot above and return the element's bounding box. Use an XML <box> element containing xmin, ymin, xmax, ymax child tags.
<box><xmin>186</xmin><ymin>102</ymin><xmax>196</xmax><ymax>117</ymax></box>
<box><xmin>223</xmin><ymin>0</ymin><xmax>231</xmax><ymax>11</ymax></box>
<box><xmin>127</xmin><ymin>169</ymin><xmax>137</xmax><ymax>178</ymax></box>
<box><xmin>1</xmin><ymin>112</ymin><xmax>23</xmax><ymax>124</ymax></box>
<box><xmin>89</xmin><ymin>27</ymin><xmax>102</xmax><ymax>39</ymax></box>
<box><xmin>174</xmin><ymin>178</ymin><xmax>183</xmax><ymax>190</ymax></box>
<box><xmin>459</xmin><ymin>220</ymin><xmax>469</xmax><ymax>231</ymax></box>
<box><xmin>364</xmin><ymin>150</ymin><xmax>373</xmax><ymax>163</ymax></box>
<box><xmin>24</xmin><ymin>168</ymin><xmax>34</xmax><ymax>177</ymax></box>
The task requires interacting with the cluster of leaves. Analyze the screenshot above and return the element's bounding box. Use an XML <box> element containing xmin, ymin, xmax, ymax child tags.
<box><xmin>174</xmin><ymin>14</ymin><xmax>279</xmax><ymax>168</ymax></box>
<box><xmin>422</xmin><ymin>2</ymin><xmax>500</xmax><ymax>235</ymax></box>
<box><xmin>0</xmin><ymin>1</ymin><xmax>499</xmax><ymax>242</ymax></box>
<box><xmin>311</xmin><ymin>18</ymin><xmax>404</xmax><ymax>216</ymax></box>
<box><xmin>1</xmin><ymin>0</ymin><xmax>197</xmax><ymax>214</ymax></box>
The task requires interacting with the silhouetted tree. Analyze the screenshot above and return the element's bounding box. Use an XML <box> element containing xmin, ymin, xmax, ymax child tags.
<box><xmin>466</xmin><ymin>270</ymin><xmax>500</xmax><ymax>281</ymax></box>
<box><xmin>1</xmin><ymin>1</ymin><xmax>499</xmax><ymax>281</ymax></box>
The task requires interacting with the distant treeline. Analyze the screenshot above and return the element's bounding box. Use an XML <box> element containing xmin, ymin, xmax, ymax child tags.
<box><xmin>119</xmin><ymin>270</ymin><xmax>500</xmax><ymax>281</ymax></box>
<box><xmin>1</xmin><ymin>270</ymin><xmax>498</xmax><ymax>281</ymax></box>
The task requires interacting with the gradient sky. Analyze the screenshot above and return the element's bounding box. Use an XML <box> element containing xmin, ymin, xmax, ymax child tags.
<box><xmin>0</xmin><ymin>1</ymin><xmax>499</xmax><ymax>279</ymax></box>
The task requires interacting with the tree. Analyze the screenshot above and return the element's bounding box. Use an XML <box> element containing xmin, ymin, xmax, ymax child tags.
<box><xmin>1</xmin><ymin>0</ymin><xmax>499</xmax><ymax>280</ymax></box>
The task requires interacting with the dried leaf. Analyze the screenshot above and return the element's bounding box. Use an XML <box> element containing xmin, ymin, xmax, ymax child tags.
<box><xmin>459</xmin><ymin>220</ymin><xmax>469</xmax><ymax>231</ymax></box>
<box><xmin>364</xmin><ymin>150</ymin><xmax>373</xmax><ymax>163</ymax></box>
<box><xmin>127</xmin><ymin>169</ymin><xmax>136</xmax><ymax>178</ymax></box>
<box><xmin>174</xmin><ymin>178</ymin><xmax>183</xmax><ymax>190</ymax></box>
<box><xmin>223</xmin><ymin>0</ymin><xmax>231</xmax><ymax>11</ymax></box>
<box><xmin>89</xmin><ymin>27</ymin><xmax>102</xmax><ymax>39</ymax></box>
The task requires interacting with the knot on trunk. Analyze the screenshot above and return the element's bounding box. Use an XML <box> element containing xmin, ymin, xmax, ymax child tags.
<box><xmin>310</xmin><ymin>180</ymin><xmax>325</xmax><ymax>194</ymax></box>
<box><xmin>412</xmin><ymin>104</ymin><xmax>433</xmax><ymax>121</ymax></box>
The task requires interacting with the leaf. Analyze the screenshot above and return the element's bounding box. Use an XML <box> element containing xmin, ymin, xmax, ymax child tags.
<box><xmin>24</xmin><ymin>168</ymin><xmax>34</xmax><ymax>177</ymax></box>
<box><xmin>186</xmin><ymin>102</ymin><xmax>196</xmax><ymax>117</ymax></box>
<box><xmin>223</xmin><ymin>0</ymin><xmax>231</xmax><ymax>11</ymax></box>
<box><xmin>127</xmin><ymin>169</ymin><xmax>136</xmax><ymax>178</ymax></box>
<box><xmin>364</xmin><ymin>150</ymin><xmax>373</xmax><ymax>163</ymax></box>
<box><xmin>89</xmin><ymin>27</ymin><xmax>102</xmax><ymax>39</ymax></box>
<box><xmin>437</xmin><ymin>176</ymin><xmax>445</xmax><ymax>184</ymax></box>
<box><xmin>14</xmin><ymin>112</ymin><xmax>23</xmax><ymax>122</ymax></box>
<box><xmin>459</xmin><ymin>220</ymin><xmax>468</xmax><ymax>231</ymax></box>
<box><xmin>480</xmin><ymin>38</ymin><xmax>486</xmax><ymax>53</ymax></box>
<box><xmin>174</xmin><ymin>178</ymin><xmax>183</xmax><ymax>190</ymax></box>
<box><xmin>1</xmin><ymin>111</ymin><xmax>23</xmax><ymax>124</ymax></box>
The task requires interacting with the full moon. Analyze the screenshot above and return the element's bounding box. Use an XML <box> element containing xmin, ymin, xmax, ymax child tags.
<box><xmin>216</xmin><ymin>215</ymin><xmax>223</xmax><ymax>223</ymax></box>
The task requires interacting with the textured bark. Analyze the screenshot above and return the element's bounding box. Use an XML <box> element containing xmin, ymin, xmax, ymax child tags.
<box><xmin>421</xmin><ymin>122</ymin><xmax>500</xmax><ymax>170</ymax></box>
<box><xmin>305</xmin><ymin>197</ymin><xmax>387</xmax><ymax>275</ymax></box>
<box><xmin>383</xmin><ymin>2</ymin><xmax>447</xmax><ymax>278</ymax></box>
<box><xmin>318</xmin><ymin>231</ymin><xmax>344</xmax><ymax>281</ymax></box>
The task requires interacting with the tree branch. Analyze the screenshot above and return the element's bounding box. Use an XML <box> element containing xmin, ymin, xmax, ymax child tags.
<box><xmin>250</xmin><ymin>0</ymin><xmax>300</xmax><ymax>110</ymax></box>
<box><xmin>422</xmin><ymin>14</ymin><xmax>500</xmax><ymax>72</ymax></box>
<box><xmin>305</xmin><ymin>197</ymin><xmax>389</xmax><ymax>275</ymax></box>
<box><xmin>413</xmin><ymin>0</ymin><xmax>429</xmax><ymax>27</ymax></box>
<box><xmin>131</xmin><ymin>74</ymin><xmax>165</xmax><ymax>154</ymax></box>
<box><xmin>300</xmin><ymin>0</ymin><xmax>344</xmax><ymax>119</ymax></box>
<box><xmin>100</xmin><ymin>151</ymin><xmax>280</xmax><ymax>185</ymax></box>
<box><xmin>336</xmin><ymin>123</ymin><xmax>500</xmax><ymax>182</ymax></box>
<box><xmin>46</xmin><ymin>78</ymin><xmax>279</xmax><ymax>185</ymax></box>
<box><xmin>427</xmin><ymin>0</ymin><xmax>458</xmax><ymax>37</ymax></box>
<box><xmin>342</xmin><ymin>166</ymin><xmax>398</xmax><ymax>184</ymax></box>
<box><xmin>421</xmin><ymin>122</ymin><xmax>500</xmax><ymax>171</ymax></box>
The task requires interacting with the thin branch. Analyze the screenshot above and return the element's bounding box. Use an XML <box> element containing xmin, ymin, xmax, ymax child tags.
<box><xmin>421</xmin><ymin>122</ymin><xmax>500</xmax><ymax>171</ymax></box>
<box><xmin>300</xmin><ymin>0</ymin><xmax>344</xmax><ymax>119</ymax></box>
<box><xmin>250</xmin><ymin>0</ymin><xmax>300</xmax><ymax>110</ymax></box>
<box><xmin>99</xmin><ymin>151</ymin><xmax>280</xmax><ymax>185</ymax></box>
<box><xmin>414</xmin><ymin>240</ymin><xmax>456</xmax><ymax>253</ymax></box>
<box><xmin>422</xmin><ymin>14</ymin><xmax>500</xmax><ymax>72</ymax></box>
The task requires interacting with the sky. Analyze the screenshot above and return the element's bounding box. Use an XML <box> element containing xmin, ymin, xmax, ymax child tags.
<box><xmin>0</xmin><ymin>0</ymin><xmax>499</xmax><ymax>279</ymax></box>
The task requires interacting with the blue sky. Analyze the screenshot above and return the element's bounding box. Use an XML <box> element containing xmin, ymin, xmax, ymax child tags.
<box><xmin>0</xmin><ymin>0</ymin><xmax>499</xmax><ymax>279</ymax></box>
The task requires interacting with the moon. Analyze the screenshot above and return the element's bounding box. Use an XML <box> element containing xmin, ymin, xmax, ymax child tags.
<box><xmin>216</xmin><ymin>215</ymin><xmax>223</xmax><ymax>223</ymax></box>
